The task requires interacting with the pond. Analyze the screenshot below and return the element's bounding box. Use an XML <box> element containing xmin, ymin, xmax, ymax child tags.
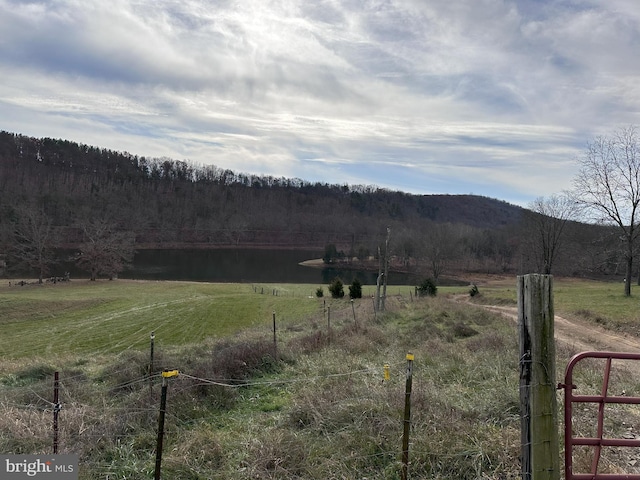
<box><xmin>120</xmin><ymin>248</ymin><xmax>419</xmax><ymax>285</ymax></box>
<box><xmin>46</xmin><ymin>248</ymin><xmax>420</xmax><ymax>285</ymax></box>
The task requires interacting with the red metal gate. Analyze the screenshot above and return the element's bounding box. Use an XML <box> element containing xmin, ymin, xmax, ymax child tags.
<box><xmin>559</xmin><ymin>351</ymin><xmax>640</xmax><ymax>480</ymax></box>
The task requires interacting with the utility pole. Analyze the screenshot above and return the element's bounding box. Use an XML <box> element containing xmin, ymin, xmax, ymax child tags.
<box><xmin>376</xmin><ymin>246</ymin><xmax>383</xmax><ymax>311</ymax></box>
<box><xmin>382</xmin><ymin>226</ymin><xmax>391</xmax><ymax>311</ymax></box>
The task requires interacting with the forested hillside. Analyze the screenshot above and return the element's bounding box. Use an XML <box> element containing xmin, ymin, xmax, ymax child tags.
<box><xmin>0</xmin><ymin>131</ymin><xmax>625</xmax><ymax>280</ymax></box>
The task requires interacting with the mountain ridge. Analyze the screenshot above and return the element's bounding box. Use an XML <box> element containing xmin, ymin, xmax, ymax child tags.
<box><xmin>0</xmin><ymin>131</ymin><xmax>525</xmax><ymax>241</ymax></box>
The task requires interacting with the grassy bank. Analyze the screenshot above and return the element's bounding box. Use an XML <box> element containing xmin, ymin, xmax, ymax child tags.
<box><xmin>2</xmin><ymin>278</ymin><xmax>640</xmax><ymax>478</ymax></box>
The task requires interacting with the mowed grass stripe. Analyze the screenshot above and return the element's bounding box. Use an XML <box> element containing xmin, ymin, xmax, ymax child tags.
<box><xmin>0</xmin><ymin>281</ymin><xmax>323</xmax><ymax>359</ymax></box>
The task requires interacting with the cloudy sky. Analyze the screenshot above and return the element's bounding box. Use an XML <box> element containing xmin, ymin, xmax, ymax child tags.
<box><xmin>1</xmin><ymin>0</ymin><xmax>639</xmax><ymax>206</ymax></box>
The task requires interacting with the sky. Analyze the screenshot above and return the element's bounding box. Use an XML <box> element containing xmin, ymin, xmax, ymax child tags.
<box><xmin>1</xmin><ymin>0</ymin><xmax>639</xmax><ymax>206</ymax></box>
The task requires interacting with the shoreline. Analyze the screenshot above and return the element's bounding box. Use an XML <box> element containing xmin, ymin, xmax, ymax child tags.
<box><xmin>298</xmin><ymin>258</ymin><xmax>325</xmax><ymax>268</ymax></box>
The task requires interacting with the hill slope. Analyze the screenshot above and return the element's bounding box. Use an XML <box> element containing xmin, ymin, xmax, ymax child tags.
<box><xmin>0</xmin><ymin>131</ymin><xmax>523</xmax><ymax>250</ymax></box>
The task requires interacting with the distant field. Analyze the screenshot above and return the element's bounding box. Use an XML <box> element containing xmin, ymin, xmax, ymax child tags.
<box><xmin>0</xmin><ymin>281</ymin><xmax>326</xmax><ymax>360</ymax></box>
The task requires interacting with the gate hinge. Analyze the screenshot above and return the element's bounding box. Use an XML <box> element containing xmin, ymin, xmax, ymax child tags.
<box><xmin>557</xmin><ymin>382</ymin><xmax>576</xmax><ymax>390</ymax></box>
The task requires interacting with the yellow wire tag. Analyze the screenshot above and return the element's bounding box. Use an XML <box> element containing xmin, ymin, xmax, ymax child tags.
<box><xmin>406</xmin><ymin>353</ymin><xmax>414</xmax><ymax>361</ymax></box>
<box><xmin>383</xmin><ymin>364</ymin><xmax>390</xmax><ymax>381</ymax></box>
<box><xmin>162</xmin><ymin>370</ymin><xmax>179</xmax><ymax>378</ymax></box>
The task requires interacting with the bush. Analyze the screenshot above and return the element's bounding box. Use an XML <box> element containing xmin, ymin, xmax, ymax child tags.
<box><xmin>329</xmin><ymin>277</ymin><xmax>345</xmax><ymax>298</ymax></box>
<box><xmin>417</xmin><ymin>278</ymin><xmax>437</xmax><ymax>297</ymax></box>
<box><xmin>316</xmin><ymin>287</ymin><xmax>324</xmax><ymax>298</ymax></box>
<box><xmin>348</xmin><ymin>279</ymin><xmax>362</xmax><ymax>299</ymax></box>
<box><xmin>451</xmin><ymin>322</ymin><xmax>479</xmax><ymax>339</ymax></box>
<box><xmin>469</xmin><ymin>284</ymin><xmax>479</xmax><ymax>297</ymax></box>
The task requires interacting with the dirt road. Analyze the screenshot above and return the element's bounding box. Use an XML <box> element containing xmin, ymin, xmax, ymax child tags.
<box><xmin>458</xmin><ymin>296</ymin><xmax>640</xmax><ymax>474</ymax></box>
<box><xmin>470</xmin><ymin>302</ymin><xmax>640</xmax><ymax>354</ymax></box>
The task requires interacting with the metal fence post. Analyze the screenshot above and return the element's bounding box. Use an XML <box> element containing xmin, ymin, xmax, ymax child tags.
<box><xmin>53</xmin><ymin>371</ymin><xmax>60</xmax><ymax>454</ymax></box>
<box><xmin>401</xmin><ymin>353</ymin><xmax>414</xmax><ymax>480</ymax></box>
<box><xmin>272</xmin><ymin>311</ymin><xmax>277</xmax><ymax>357</ymax></box>
<box><xmin>155</xmin><ymin>369</ymin><xmax>178</xmax><ymax>480</ymax></box>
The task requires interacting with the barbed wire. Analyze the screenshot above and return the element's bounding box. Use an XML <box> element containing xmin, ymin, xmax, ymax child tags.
<box><xmin>177</xmin><ymin>362</ymin><xmax>405</xmax><ymax>390</ymax></box>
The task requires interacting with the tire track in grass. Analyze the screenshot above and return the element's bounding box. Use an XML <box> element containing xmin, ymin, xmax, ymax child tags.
<box><xmin>1</xmin><ymin>283</ymin><xmax>310</xmax><ymax>359</ymax></box>
<box><xmin>0</xmin><ymin>296</ymin><xmax>204</xmax><ymax>359</ymax></box>
<box><xmin>74</xmin><ymin>296</ymin><xmax>206</xmax><ymax>355</ymax></box>
<box><xmin>100</xmin><ymin>299</ymin><xmax>210</xmax><ymax>353</ymax></box>
<box><xmin>82</xmin><ymin>293</ymin><xmax>246</xmax><ymax>354</ymax></box>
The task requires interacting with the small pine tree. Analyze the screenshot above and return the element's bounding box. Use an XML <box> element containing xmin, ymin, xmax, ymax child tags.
<box><xmin>316</xmin><ymin>287</ymin><xmax>324</xmax><ymax>298</ymax></box>
<box><xmin>417</xmin><ymin>278</ymin><xmax>437</xmax><ymax>297</ymax></box>
<box><xmin>323</xmin><ymin>244</ymin><xmax>338</xmax><ymax>264</ymax></box>
<box><xmin>349</xmin><ymin>278</ymin><xmax>362</xmax><ymax>299</ymax></box>
<box><xmin>329</xmin><ymin>277</ymin><xmax>345</xmax><ymax>298</ymax></box>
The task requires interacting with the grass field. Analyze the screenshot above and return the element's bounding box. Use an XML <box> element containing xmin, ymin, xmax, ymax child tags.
<box><xmin>2</xmin><ymin>276</ymin><xmax>640</xmax><ymax>479</ymax></box>
<box><xmin>0</xmin><ymin>281</ymin><xmax>331</xmax><ymax>360</ymax></box>
<box><xmin>2</xmin><ymin>276</ymin><xmax>638</xmax><ymax>360</ymax></box>
<box><xmin>0</xmin><ymin>280</ymin><xmax>433</xmax><ymax>361</ymax></box>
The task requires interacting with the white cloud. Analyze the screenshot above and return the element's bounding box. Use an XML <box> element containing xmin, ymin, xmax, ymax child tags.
<box><xmin>0</xmin><ymin>0</ymin><xmax>639</xmax><ymax>206</ymax></box>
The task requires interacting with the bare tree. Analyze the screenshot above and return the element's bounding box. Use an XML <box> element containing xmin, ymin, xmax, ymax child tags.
<box><xmin>11</xmin><ymin>205</ymin><xmax>56</xmax><ymax>283</ymax></box>
<box><xmin>420</xmin><ymin>222</ymin><xmax>462</xmax><ymax>282</ymax></box>
<box><xmin>76</xmin><ymin>220</ymin><xmax>135</xmax><ymax>281</ymax></box>
<box><xmin>524</xmin><ymin>194</ymin><xmax>576</xmax><ymax>274</ymax></box>
<box><xmin>572</xmin><ymin>126</ymin><xmax>640</xmax><ymax>296</ymax></box>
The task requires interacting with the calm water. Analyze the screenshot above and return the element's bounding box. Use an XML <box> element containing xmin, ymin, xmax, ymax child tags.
<box><xmin>20</xmin><ymin>248</ymin><xmax>419</xmax><ymax>285</ymax></box>
<box><xmin>118</xmin><ymin>249</ymin><xmax>419</xmax><ymax>285</ymax></box>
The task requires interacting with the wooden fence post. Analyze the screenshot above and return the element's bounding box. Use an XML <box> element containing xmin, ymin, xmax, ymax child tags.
<box><xmin>327</xmin><ymin>304</ymin><xmax>331</xmax><ymax>346</ymax></box>
<box><xmin>149</xmin><ymin>331</ymin><xmax>155</xmax><ymax>402</ymax></box>
<box><xmin>351</xmin><ymin>299</ymin><xmax>358</xmax><ymax>331</ymax></box>
<box><xmin>518</xmin><ymin>274</ymin><xmax>560</xmax><ymax>480</ymax></box>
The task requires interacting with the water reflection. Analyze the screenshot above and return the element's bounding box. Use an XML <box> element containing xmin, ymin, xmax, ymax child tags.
<box><xmin>121</xmin><ymin>249</ymin><xmax>419</xmax><ymax>285</ymax></box>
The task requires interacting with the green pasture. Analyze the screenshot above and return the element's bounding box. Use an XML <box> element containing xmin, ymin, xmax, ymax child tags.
<box><xmin>2</xmin><ymin>276</ymin><xmax>639</xmax><ymax>361</ymax></box>
<box><xmin>0</xmin><ymin>281</ymin><xmax>330</xmax><ymax>360</ymax></box>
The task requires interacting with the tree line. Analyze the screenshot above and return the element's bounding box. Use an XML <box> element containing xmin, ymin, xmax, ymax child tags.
<box><xmin>0</xmin><ymin>129</ymin><xmax>636</xmax><ymax>286</ymax></box>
